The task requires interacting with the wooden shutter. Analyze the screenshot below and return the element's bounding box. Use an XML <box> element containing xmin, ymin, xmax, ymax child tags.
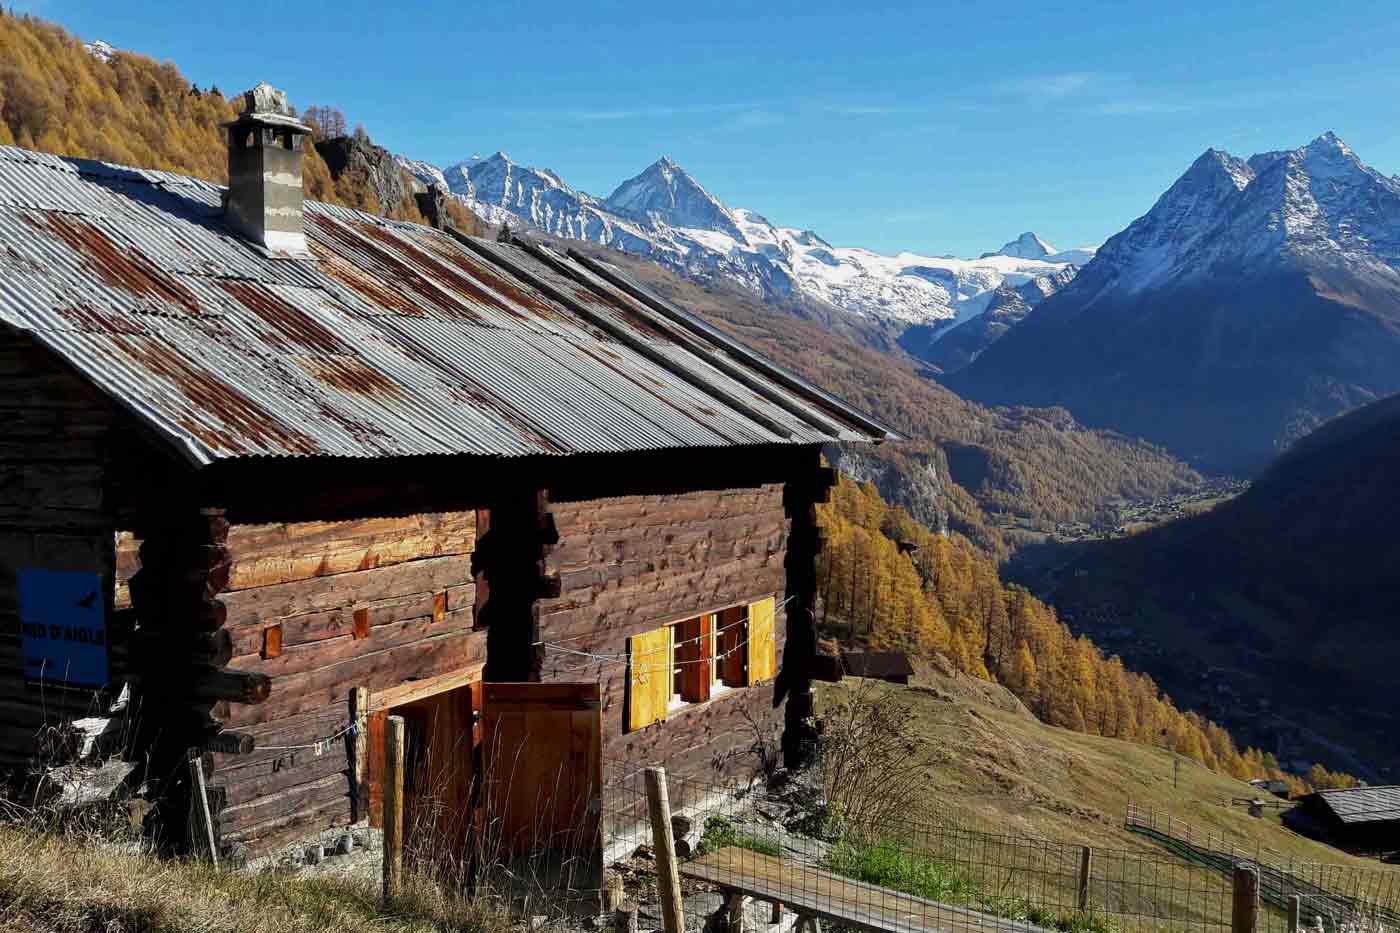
<box><xmin>627</xmin><ymin>627</ymin><xmax>670</xmax><ymax>731</ymax></box>
<box><xmin>747</xmin><ymin>596</ymin><xmax>776</xmax><ymax>685</ymax></box>
<box><xmin>678</xmin><ymin>614</ymin><xmax>713</xmax><ymax>704</ymax></box>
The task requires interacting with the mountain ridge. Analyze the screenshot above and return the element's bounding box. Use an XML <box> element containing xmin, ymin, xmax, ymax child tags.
<box><xmin>950</xmin><ymin>132</ymin><xmax>1400</xmax><ymax>473</ymax></box>
<box><xmin>395</xmin><ymin>150</ymin><xmax>1094</xmax><ymax>341</ymax></box>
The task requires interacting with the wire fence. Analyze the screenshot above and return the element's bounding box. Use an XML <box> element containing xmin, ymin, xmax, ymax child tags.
<box><xmin>600</xmin><ymin>764</ymin><xmax>1400</xmax><ymax>933</ymax></box>
<box><xmin>1125</xmin><ymin>803</ymin><xmax>1400</xmax><ymax>928</ymax></box>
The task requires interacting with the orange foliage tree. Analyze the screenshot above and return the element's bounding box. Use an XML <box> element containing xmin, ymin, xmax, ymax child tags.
<box><xmin>818</xmin><ymin>475</ymin><xmax>1343</xmax><ymax>795</ymax></box>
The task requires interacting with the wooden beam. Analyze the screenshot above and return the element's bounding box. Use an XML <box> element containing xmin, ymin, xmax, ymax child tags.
<box><xmin>187</xmin><ymin>668</ymin><xmax>271</xmax><ymax>705</ymax></box>
<box><xmin>368</xmin><ymin>661</ymin><xmax>486</xmax><ymax>713</ymax></box>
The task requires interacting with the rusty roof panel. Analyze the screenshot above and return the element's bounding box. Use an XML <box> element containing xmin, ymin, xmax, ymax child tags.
<box><xmin>0</xmin><ymin>147</ymin><xmax>886</xmax><ymax>464</ymax></box>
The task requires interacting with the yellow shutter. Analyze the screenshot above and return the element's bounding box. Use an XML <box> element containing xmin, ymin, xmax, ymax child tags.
<box><xmin>747</xmin><ymin>596</ymin><xmax>776</xmax><ymax>685</ymax></box>
<box><xmin>627</xmin><ymin>626</ymin><xmax>671</xmax><ymax>731</ymax></box>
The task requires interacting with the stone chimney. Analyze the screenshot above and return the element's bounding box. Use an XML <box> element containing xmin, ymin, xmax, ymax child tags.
<box><xmin>221</xmin><ymin>83</ymin><xmax>312</xmax><ymax>256</ymax></box>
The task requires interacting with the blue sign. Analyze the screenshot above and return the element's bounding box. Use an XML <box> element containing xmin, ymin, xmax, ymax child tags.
<box><xmin>18</xmin><ymin>568</ymin><xmax>108</xmax><ymax>688</ymax></box>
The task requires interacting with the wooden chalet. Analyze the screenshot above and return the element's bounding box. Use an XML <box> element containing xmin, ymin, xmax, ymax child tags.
<box><xmin>1284</xmin><ymin>787</ymin><xmax>1400</xmax><ymax>856</ymax></box>
<box><xmin>0</xmin><ymin>85</ymin><xmax>893</xmax><ymax>864</ymax></box>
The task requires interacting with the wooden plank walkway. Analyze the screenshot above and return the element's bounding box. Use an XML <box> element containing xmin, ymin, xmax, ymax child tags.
<box><xmin>679</xmin><ymin>847</ymin><xmax>1050</xmax><ymax>933</ymax></box>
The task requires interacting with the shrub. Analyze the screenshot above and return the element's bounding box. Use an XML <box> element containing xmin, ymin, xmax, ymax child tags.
<box><xmin>826</xmin><ymin>838</ymin><xmax>1118</xmax><ymax>933</ymax></box>
<box><xmin>700</xmin><ymin>817</ymin><xmax>781</xmax><ymax>858</ymax></box>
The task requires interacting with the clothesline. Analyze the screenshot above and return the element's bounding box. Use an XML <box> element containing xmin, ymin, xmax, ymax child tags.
<box><xmin>258</xmin><ymin>721</ymin><xmax>357</xmax><ymax>753</ymax></box>
<box><xmin>534</xmin><ymin>595</ymin><xmax>794</xmax><ymax>670</ymax></box>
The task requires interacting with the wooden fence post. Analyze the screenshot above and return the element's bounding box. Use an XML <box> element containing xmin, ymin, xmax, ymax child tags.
<box><xmin>644</xmin><ymin>767</ymin><xmax>685</xmax><ymax>933</ymax></box>
<box><xmin>350</xmin><ymin>686</ymin><xmax>369</xmax><ymax>823</ymax></box>
<box><xmin>187</xmin><ymin>748</ymin><xmax>219</xmax><ymax>867</ymax></box>
<box><xmin>1232</xmin><ymin>865</ymin><xmax>1259</xmax><ymax>933</ymax></box>
<box><xmin>1077</xmin><ymin>846</ymin><xmax>1093</xmax><ymax>912</ymax></box>
<box><xmin>382</xmin><ymin>715</ymin><xmax>405</xmax><ymax>902</ymax></box>
<box><xmin>1287</xmin><ymin>895</ymin><xmax>1302</xmax><ymax>933</ymax></box>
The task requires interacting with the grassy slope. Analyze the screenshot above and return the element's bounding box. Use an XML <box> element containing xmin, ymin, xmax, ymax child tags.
<box><xmin>821</xmin><ymin>673</ymin><xmax>1384</xmax><ymax>871</ymax></box>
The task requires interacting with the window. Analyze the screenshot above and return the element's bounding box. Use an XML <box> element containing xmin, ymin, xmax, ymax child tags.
<box><xmin>627</xmin><ymin>596</ymin><xmax>777</xmax><ymax>731</ymax></box>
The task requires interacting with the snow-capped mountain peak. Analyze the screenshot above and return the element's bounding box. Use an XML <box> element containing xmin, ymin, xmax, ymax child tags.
<box><xmin>950</xmin><ymin>131</ymin><xmax>1400</xmax><ymax>474</ymax></box>
<box><xmin>605</xmin><ymin>156</ymin><xmax>744</xmax><ymax>241</ymax></box>
<box><xmin>1046</xmin><ymin>132</ymin><xmax>1400</xmax><ymax>305</ymax></box>
<box><xmin>395</xmin><ymin>148</ymin><xmax>1090</xmax><ymax>334</ymax></box>
<box><xmin>995</xmin><ymin>232</ymin><xmax>1057</xmax><ymax>259</ymax></box>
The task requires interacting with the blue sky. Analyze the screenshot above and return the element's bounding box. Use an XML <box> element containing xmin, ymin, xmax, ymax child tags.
<box><xmin>22</xmin><ymin>0</ymin><xmax>1400</xmax><ymax>256</ymax></box>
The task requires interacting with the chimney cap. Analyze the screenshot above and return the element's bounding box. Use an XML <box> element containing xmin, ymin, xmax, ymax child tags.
<box><xmin>222</xmin><ymin>81</ymin><xmax>312</xmax><ymax>133</ymax></box>
<box><xmin>241</xmin><ymin>81</ymin><xmax>293</xmax><ymax>117</ymax></box>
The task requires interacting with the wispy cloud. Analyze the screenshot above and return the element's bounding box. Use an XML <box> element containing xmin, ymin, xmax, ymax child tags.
<box><xmin>823</xmin><ymin>104</ymin><xmax>918</xmax><ymax>116</ymax></box>
<box><xmin>996</xmin><ymin>72</ymin><xmax>1100</xmax><ymax>101</ymax></box>
<box><xmin>1096</xmin><ymin>99</ymin><xmax>1199</xmax><ymax>116</ymax></box>
<box><xmin>559</xmin><ymin>104</ymin><xmax>738</xmax><ymax>122</ymax></box>
<box><xmin>720</xmin><ymin>109</ymin><xmax>784</xmax><ymax>133</ymax></box>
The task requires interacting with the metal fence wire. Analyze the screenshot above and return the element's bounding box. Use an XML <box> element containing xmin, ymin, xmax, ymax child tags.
<box><xmin>600</xmin><ymin>763</ymin><xmax>1399</xmax><ymax>933</ymax></box>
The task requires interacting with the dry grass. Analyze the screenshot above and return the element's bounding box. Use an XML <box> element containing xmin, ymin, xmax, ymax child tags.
<box><xmin>821</xmin><ymin>674</ymin><xmax>1390</xmax><ymax>871</ymax></box>
<box><xmin>0</xmin><ymin>824</ymin><xmax>513</xmax><ymax>933</ymax></box>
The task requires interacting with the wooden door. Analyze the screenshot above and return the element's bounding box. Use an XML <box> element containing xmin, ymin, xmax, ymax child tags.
<box><xmin>481</xmin><ymin>682</ymin><xmax>602</xmax><ymax>873</ymax></box>
<box><xmin>368</xmin><ymin>681</ymin><xmax>483</xmax><ymax>861</ymax></box>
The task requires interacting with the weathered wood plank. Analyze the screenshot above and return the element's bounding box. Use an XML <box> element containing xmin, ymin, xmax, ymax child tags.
<box><xmin>225</xmin><ymin>513</ymin><xmax>476</xmax><ymax>591</ymax></box>
<box><xmin>217</xmin><ymin>556</ymin><xmax>472</xmax><ymax>630</ymax></box>
<box><xmin>219</xmin><ymin>792</ymin><xmax>349</xmax><ymax>848</ymax></box>
<box><xmin>681</xmin><ymin>847</ymin><xmax>1049</xmax><ymax>933</ymax></box>
<box><xmin>227</xmin><ymin>607</ymin><xmax>475</xmax><ymax>679</ymax></box>
<box><xmin>227</xmin><ymin>585</ymin><xmax>474</xmax><ymax>657</ymax></box>
<box><xmin>223</xmin><ymin>629</ymin><xmax>487</xmax><ymax>728</ymax></box>
<box><xmin>219</xmin><ymin>772</ymin><xmax>348</xmax><ymax>830</ymax></box>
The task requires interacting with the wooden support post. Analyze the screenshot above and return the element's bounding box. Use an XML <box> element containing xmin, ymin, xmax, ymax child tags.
<box><xmin>644</xmin><ymin>767</ymin><xmax>685</xmax><ymax>933</ymax></box>
<box><xmin>1077</xmin><ymin>845</ymin><xmax>1093</xmax><ymax>911</ymax></box>
<box><xmin>1232</xmin><ymin>864</ymin><xmax>1259</xmax><ymax>933</ymax></box>
<box><xmin>1287</xmin><ymin>895</ymin><xmax>1302</xmax><ymax>933</ymax></box>
<box><xmin>771</xmin><ymin>901</ymin><xmax>785</xmax><ymax>923</ymax></box>
<box><xmin>614</xmin><ymin>903</ymin><xmax>638</xmax><ymax>933</ymax></box>
<box><xmin>187</xmin><ymin>748</ymin><xmax>219</xmax><ymax>867</ymax></box>
<box><xmin>382</xmin><ymin>715</ymin><xmax>406</xmax><ymax>902</ymax></box>
<box><xmin>350</xmin><ymin>686</ymin><xmax>369</xmax><ymax>823</ymax></box>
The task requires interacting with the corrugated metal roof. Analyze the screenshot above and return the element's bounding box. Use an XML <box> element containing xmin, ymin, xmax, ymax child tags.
<box><xmin>0</xmin><ymin>146</ymin><xmax>893</xmax><ymax>465</ymax></box>
<box><xmin>1313</xmin><ymin>787</ymin><xmax>1400</xmax><ymax>825</ymax></box>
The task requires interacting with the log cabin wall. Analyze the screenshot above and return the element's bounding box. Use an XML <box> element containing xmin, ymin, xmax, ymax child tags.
<box><xmin>0</xmin><ymin>334</ymin><xmax>126</xmax><ymax>773</ymax></box>
<box><xmin>209</xmin><ymin>512</ymin><xmax>486</xmax><ymax>858</ymax></box>
<box><xmin>536</xmin><ymin>482</ymin><xmax>791</xmax><ymax>786</ymax></box>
